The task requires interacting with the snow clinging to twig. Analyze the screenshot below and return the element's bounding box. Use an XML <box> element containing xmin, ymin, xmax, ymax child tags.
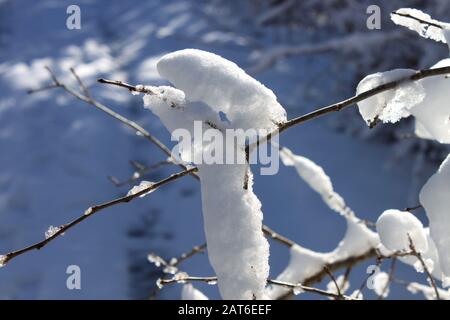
<box><xmin>420</xmin><ymin>154</ymin><xmax>450</xmax><ymax>280</ymax></box>
<box><xmin>376</xmin><ymin>209</ymin><xmax>428</xmax><ymax>253</ymax></box>
<box><xmin>141</xmin><ymin>49</ymin><xmax>286</xmax><ymax>299</ymax></box>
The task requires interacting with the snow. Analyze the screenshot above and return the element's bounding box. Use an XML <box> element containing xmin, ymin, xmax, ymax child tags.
<box><xmin>267</xmin><ymin>214</ymin><xmax>379</xmax><ymax>299</ymax></box>
<box><xmin>127</xmin><ymin>180</ymin><xmax>156</xmax><ymax>198</ymax></box>
<box><xmin>328</xmin><ymin>215</ymin><xmax>379</xmax><ymax>262</ymax></box>
<box><xmin>372</xmin><ymin>271</ymin><xmax>390</xmax><ymax>298</ymax></box>
<box><xmin>356</xmin><ymin>59</ymin><xmax>450</xmax><ymax>143</ymax></box>
<box><xmin>326</xmin><ymin>275</ymin><xmax>350</xmax><ymax>296</ymax></box>
<box><xmin>268</xmin><ymin>147</ymin><xmax>380</xmax><ymax>299</ymax></box>
<box><xmin>44</xmin><ymin>225</ymin><xmax>61</xmax><ymax>239</ymax></box>
<box><xmin>420</xmin><ymin>154</ymin><xmax>450</xmax><ymax>279</ymax></box>
<box><xmin>147</xmin><ymin>253</ymin><xmax>166</xmax><ymax>268</ymax></box>
<box><xmin>156</xmin><ymin>49</ymin><xmax>287</xmax><ymax>133</ymax></box>
<box><xmin>181</xmin><ymin>284</ymin><xmax>209</xmax><ymax>300</ymax></box>
<box><xmin>279</xmin><ymin>147</ymin><xmax>348</xmax><ymax>215</ymax></box>
<box><xmin>0</xmin><ymin>255</ymin><xmax>6</xmax><ymax>268</ymax></box>
<box><xmin>197</xmin><ymin>163</ymin><xmax>269</xmax><ymax>299</ymax></box>
<box><xmin>407</xmin><ymin>282</ymin><xmax>450</xmax><ymax>300</ymax></box>
<box><xmin>391</xmin><ymin>8</ymin><xmax>450</xmax><ymax>43</ymax></box>
<box><xmin>266</xmin><ymin>244</ymin><xmax>326</xmax><ymax>299</ymax></box>
<box><xmin>409</xmin><ymin>58</ymin><xmax>450</xmax><ymax>144</ymax></box>
<box><xmin>376</xmin><ymin>209</ymin><xmax>427</xmax><ymax>253</ymax></box>
<box><xmin>142</xmin><ymin>50</ymin><xmax>274</xmax><ymax>299</ymax></box>
<box><xmin>0</xmin><ymin>0</ymin><xmax>437</xmax><ymax>300</ymax></box>
<box><xmin>356</xmin><ymin>69</ymin><xmax>425</xmax><ymax>125</ymax></box>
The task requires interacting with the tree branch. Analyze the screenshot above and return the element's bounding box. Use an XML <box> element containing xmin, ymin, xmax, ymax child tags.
<box><xmin>1</xmin><ymin>167</ymin><xmax>197</xmax><ymax>266</ymax></box>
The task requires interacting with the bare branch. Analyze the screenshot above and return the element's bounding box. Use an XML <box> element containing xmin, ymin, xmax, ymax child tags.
<box><xmin>391</xmin><ymin>11</ymin><xmax>444</xmax><ymax>29</ymax></box>
<box><xmin>70</xmin><ymin>67</ymin><xmax>91</xmax><ymax>99</ymax></box>
<box><xmin>324</xmin><ymin>266</ymin><xmax>342</xmax><ymax>298</ymax></box>
<box><xmin>98</xmin><ymin>78</ymin><xmax>156</xmax><ymax>95</ymax></box>
<box><xmin>28</xmin><ymin>68</ymin><xmax>198</xmax><ymax>181</ymax></box>
<box><xmin>408</xmin><ymin>235</ymin><xmax>440</xmax><ymax>300</ymax></box>
<box><xmin>1</xmin><ymin>167</ymin><xmax>197</xmax><ymax>266</ymax></box>
<box><xmin>278</xmin><ymin>66</ymin><xmax>450</xmax><ymax>134</ymax></box>
<box><xmin>108</xmin><ymin>160</ymin><xmax>173</xmax><ymax>187</ymax></box>
<box><xmin>158</xmin><ymin>275</ymin><xmax>353</xmax><ymax>300</ymax></box>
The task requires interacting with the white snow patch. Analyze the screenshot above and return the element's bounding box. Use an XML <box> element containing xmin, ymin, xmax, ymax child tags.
<box><xmin>127</xmin><ymin>181</ymin><xmax>155</xmax><ymax>198</ymax></box>
<box><xmin>407</xmin><ymin>282</ymin><xmax>450</xmax><ymax>300</ymax></box>
<box><xmin>409</xmin><ymin>58</ymin><xmax>450</xmax><ymax>144</ymax></box>
<box><xmin>326</xmin><ymin>275</ymin><xmax>350</xmax><ymax>296</ymax></box>
<box><xmin>156</xmin><ymin>49</ymin><xmax>287</xmax><ymax>133</ymax></box>
<box><xmin>141</xmin><ymin>49</ymin><xmax>278</xmax><ymax>299</ymax></box>
<box><xmin>376</xmin><ymin>209</ymin><xmax>427</xmax><ymax>253</ymax></box>
<box><xmin>391</xmin><ymin>8</ymin><xmax>450</xmax><ymax>43</ymax></box>
<box><xmin>44</xmin><ymin>225</ymin><xmax>61</xmax><ymax>239</ymax></box>
<box><xmin>420</xmin><ymin>154</ymin><xmax>450</xmax><ymax>278</ymax></box>
<box><xmin>181</xmin><ymin>284</ymin><xmax>209</xmax><ymax>300</ymax></box>
<box><xmin>372</xmin><ymin>271</ymin><xmax>390</xmax><ymax>298</ymax></box>
<box><xmin>356</xmin><ymin>69</ymin><xmax>425</xmax><ymax>125</ymax></box>
<box><xmin>280</xmin><ymin>147</ymin><xmax>348</xmax><ymax>215</ymax></box>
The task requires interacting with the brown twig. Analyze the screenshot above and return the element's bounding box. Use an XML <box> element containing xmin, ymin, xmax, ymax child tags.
<box><xmin>408</xmin><ymin>235</ymin><xmax>440</xmax><ymax>300</ymax></box>
<box><xmin>108</xmin><ymin>160</ymin><xmax>173</xmax><ymax>187</ymax></box>
<box><xmin>277</xmin><ymin>66</ymin><xmax>450</xmax><ymax>134</ymax></box>
<box><xmin>324</xmin><ymin>266</ymin><xmax>342</xmax><ymax>298</ymax></box>
<box><xmin>1</xmin><ymin>167</ymin><xmax>197</xmax><ymax>266</ymax></box>
<box><xmin>98</xmin><ymin>78</ymin><xmax>156</xmax><ymax>95</ymax></box>
<box><xmin>28</xmin><ymin>67</ymin><xmax>198</xmax><ymax>181</ymax></box>
<box><xmin>391</xmin><ymin>11</ymin><xmax>444</xmax><ymax>30</ymax></box>
<box><xmin>158</xmin><ymin>275</ymin><xmax>353</xmax><ymax>299</ymax></box>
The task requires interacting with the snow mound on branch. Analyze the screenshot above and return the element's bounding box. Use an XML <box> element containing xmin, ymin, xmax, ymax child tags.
<box><xmin>372</xmin><ymin>271</ymin><xmax>390</xmax><ymax>298</ymax></box>
<box><xmin>197</xmin><ymin>161</ymin><xmax>269</xmax><ymax>300</ymax></box>
<box><xmin>329</xmin><ymin>215</ymin><xmax>379</xmax><ymax>262</ymax></box>
<box><xmin>279</xmin><ymin>147</ymin><xmax>348</xmax><ymax>216</ymax></box>
<box><xmin>356</xmin><ymin>69</ymin><xmax>425</xmax><ymax>125</ymax></box>
<box><xmin>420</xmin><ymin>154</ymin><xmax>450</xmax><ymax>279</ymax></box>
<box><xmin>156</xmin><ymin>49</ymin><xmax>287</xmax><ymax>133</ymax></box>
<box><xmin>391</xmin><ymin>8</ymin><xmax>450</xmax><ymax>43</ymax></box>
<box><xmin>326</xmin><ymin>275</ymin><xmax>350</xmax><ymax>296</ymax></box>
<box><xmin>267</xmin><ymin>215</ymin><xmax>379</xmax><ymax>299</ymax></box>
<box><xmin>181</xmin><ymin>284</ymin><xmax>209</xmax><ymax>300</ymax></box>
<box><xmin>376</xmin><ymin>209</ymin><xmax>427</xmax><ymax>253</ymax></box>
<box><xmin>399</xmin><ymin>228</ymin><xmax>447</xmax><ymax>282</ymax></box>
<box><xmin>269</xmin><ymin>146</ymin><xmax>379</xmax><ymax>298</ymax></box>
<box><xmin>356</xmin><ymin>60</ymin><xmax>450</xmax><ymax>143</ymax></box>
<box><xmin>142</xmin><ymin>49</ymin><xmax>274</xmax><ymax>299</ymax></box>
<box><xmin>409</xmin><ymin>59</ymin><xmax>450</xmax><ymax>144</ymax></box>
<box><xmin>407</xmin><ymin>282</ymin><xmax>450</xmax><ymax>300</ymax></box>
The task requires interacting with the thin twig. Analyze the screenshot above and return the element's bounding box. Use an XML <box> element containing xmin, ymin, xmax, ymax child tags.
<box><xmin>158</xmin><ymin>276</ymin><xmax>352</xmax><ymax>299</ymax></box>
<box><xmin>405</xmin><ymin>204</ymin><xmax>422</xmax><ymax>212</ymax></box>
<box><xmin>278</xmin><ymin>66</ymin><xmax>450</xmax><ymax>134</ymax></box>
<box><xmin>378</xmin><ymin>257</ymin><xmax>397</xmax><ymax>300</ymax></box>
<box><xmin>108</xmin><ymin>160</ymin><xmax>173</xmax><ymax>187</ymax></box>
<box><xmin>267</xmin><ymin>279</ymin><xmax>351</xmax><ymax>300</ymax></box>
<box><xmin>28</xmin><ymin>68</ymin><xmax>198</xmax><ymax>181</ymax></box>
<box><xmin>324</xmin><ymin>266</ymin><xmax>342</xmax><ymax>298</ymax></box>
<box><xmin>170</xmin><ymin>243</ymin><xmax>207</xmax><ymax>267</ymax></box>
<box><xmin>391</xmin><ymin>11</ymin><xmax>444</xmax><ymax>30</ymax></box>
<box><xmin>98</xmin><ymin>78</ymin><xmax>156</xmax><ymax>95</ymax></box>
<box><xmin>1</xmin><ymin>167</ymin><xmax>197</xmax><ymax>266</ymax></box>
<box><xmin>408</xmin><ymin>235</ymin><xmax>440</xmax><ymax>300</ymax></box>
<box><xmin>70</xmin><ymin>67</ymin><xmax>91</xmax><ymax>99</ymax></box>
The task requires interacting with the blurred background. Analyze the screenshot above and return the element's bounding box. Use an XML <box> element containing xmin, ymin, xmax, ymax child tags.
<box><xmin>0</xmin><ymin>0</ymin><xmax>449</xmax><ymax>299</ymax></box>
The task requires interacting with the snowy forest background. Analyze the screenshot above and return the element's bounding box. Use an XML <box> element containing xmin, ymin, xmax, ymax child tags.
<box><xmin>0</xmin><ymin>0</ymin><xmax>449</xmax><ymax>299</ymax></box>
